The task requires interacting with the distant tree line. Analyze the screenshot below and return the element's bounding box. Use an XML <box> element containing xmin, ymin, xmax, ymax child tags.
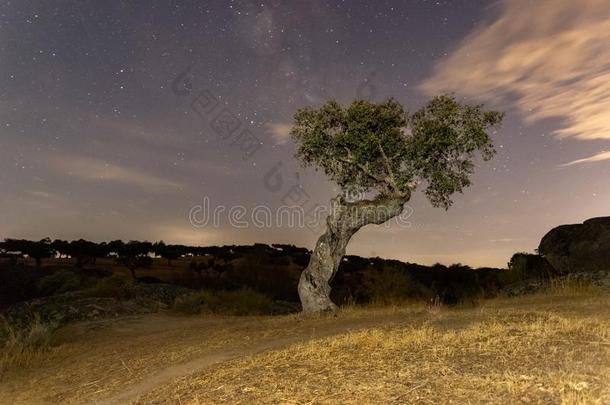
<box><xmin>0</xmin><ymin>238</ymin><xmax>218</xmax><ymax>277</ymax></box>
<box><xmin>0</xmin><ymin>238</ymin><xmax>565</xmax><ymax>310</ymax></box>
<box><xmin>0</xmin><ymin>238</ymin><xmax>308</xmax><ymax>279</ymax></box>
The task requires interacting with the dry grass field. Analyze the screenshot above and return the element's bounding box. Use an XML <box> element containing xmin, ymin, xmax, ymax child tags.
<box><xmin>1</xmin><ymin>283</ymin><xmax>608</xmax><ymax>404</ymax></box>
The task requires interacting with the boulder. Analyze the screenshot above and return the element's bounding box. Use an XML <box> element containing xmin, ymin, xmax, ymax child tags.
<box><xmin>539</xmin><ymin>217</ymin><xmax>610</xmax><ymax>273</ymax></box>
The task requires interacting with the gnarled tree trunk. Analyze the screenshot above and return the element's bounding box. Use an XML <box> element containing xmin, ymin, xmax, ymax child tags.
<box><xmin>298</xmin><ymin>193</ymin><xmax>409</xmax><ymax>315</ymax></box>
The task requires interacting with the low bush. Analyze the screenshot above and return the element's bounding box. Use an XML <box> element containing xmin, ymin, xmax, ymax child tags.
<box><xmin>0</xmin><ymin>262</ymin><xmax>41</xmax><ymax>309</ymax></box>
<box><xmin>172</xmin><ymin>288</ymin><xmax>279</xmax><ymax>316</ymax></box>
<box><xmin>508</xmin><ymin>253</ymin><xmax>556</xmax><ymax>278</ymax></box>
<box><xmin>36</xmin><ymin>270</ymin><xmax>82</xmax><ymax>296</ymax></box>
<box><xmin>83</xmin><ymin>276</ymin><xmax>135</xmax><ymax>300</ymax></box>
<box><xmin>172</xmin><ymin>293</ymin><xmax>202</xmax><ymax>314</ymax></box>
<box><xmin>439</xmin><ymin>264</ymin><xmax>484</xmax><ymax>306</ymax></box>
<box><xmin>364</xmin><ymin>267</ymin><xmax>431</xmax><ymax>306</ymax></box>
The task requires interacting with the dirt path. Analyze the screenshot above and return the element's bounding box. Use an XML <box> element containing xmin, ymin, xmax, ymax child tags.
<box><xmin>102</xmin><ymin>310</ymin><xmax>423</xmax><ymax>404</ymax></box>
<box><xmin>4</xmin><ymin>294</ymin><xmax>607</xmax><ymax>404</ymax></box>
<box><xmin>0</xmin><ymin>307</ymin><xmax>430</xmax><ymax>404</ymax></box>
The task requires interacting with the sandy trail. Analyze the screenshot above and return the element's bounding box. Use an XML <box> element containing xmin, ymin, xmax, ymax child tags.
<box><xmin>3</xmin><ymin>294</ymin><xmax>607</xmax><ymax>404</ymax></box>
<box><xmin>1</xmin><ymin>308</ymin><xmax>430</xmax><ymax>404</ymax></box>
<box><xmin>102</xmin><ymin>311</ymin><xmax>422</xmax><ymax>404</ymax></box>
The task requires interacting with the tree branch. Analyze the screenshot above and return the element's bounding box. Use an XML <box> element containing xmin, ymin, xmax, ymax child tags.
<box><xmin>340</xmin><ymin>147</ymin><xmax>386</xmax><ymax>184</ymax></box>
<box><xmin>377</xmin><ymin>142</ymin><xmax>407</xmax><ymax>196</ymax></box>
<box><xmin>340</xmin><ymin>193</ymin><xmax>410</xmax><ymax>229</ymax></box>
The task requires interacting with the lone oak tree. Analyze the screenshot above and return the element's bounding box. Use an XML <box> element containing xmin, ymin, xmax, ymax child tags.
<box><xmin>291</xmin><ymin>95</ymin><xmax>504</xmax><ymax>315</ymax></box>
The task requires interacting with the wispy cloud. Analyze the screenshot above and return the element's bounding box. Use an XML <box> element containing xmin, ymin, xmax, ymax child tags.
<box><xmin>561</xmin><ymin>151</ymin><xmax>610</xmax><ymax>167</ymax></box>
<box><xmin>489</xmin><ymin>238</ymin><xmax>514</xmax><ymax>243</ymax></box>
<box><xmin>150</xmin><ymin>224</ymin><xmax>221</xmax><ymax>246</ymax></box>
<box><xmin>48</xmin><ymin>155</ymin><xmax>182</xmax><ymax>190</ymax></box>
<box><xmin>266</xmin><ymin>122</ymin><xmax>292</xmax><ymax>145</ymax></box>
<box><xmin>26</xmin><ymin>190</ymin><xmax>55</xmax><ymax>199</ymax></box>
<box><xmin>420</xmin><ymin>0</ymin><xmax>610</xmax><ymax>156</ymax></box>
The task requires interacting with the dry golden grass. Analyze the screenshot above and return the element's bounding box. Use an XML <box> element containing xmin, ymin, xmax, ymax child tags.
<box><xmin>0</xmin><ymin>306</ymin><xmax>417</xmax><ymax>404</ymax></box>
<box><xmin>135</xmin><ymin>289</ymin><xmax>610</xmax><ymax>404</ymax></box>
<box><xmin>0</xmin><ymin>315</ymin><xmax>57</xmax><ymax>377</ymax></box>
<box><xmin>0</xmin><ymin>281</ymin><xmax>608</xmax><ymax>404</ymax></box>
<box><xmin>547</xmin><ymin>274</ymin><xmax>603</xmax><ymax>296</ymax></box>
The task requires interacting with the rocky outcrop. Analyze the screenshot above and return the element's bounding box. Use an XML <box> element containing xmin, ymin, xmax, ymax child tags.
<box><xmin>539</xmin><ymin>217</ymin><xmax>610</xmax><ymax>273</ymax></box>
<box><xmin>2</xmin><ymin>283</ymin><xmax>191</xmax><ymax>332</ymax></box>
<box><xmin>501</xmin><ymin>269</ymin><xmax>610</xmax><ymax>296</ymax></box>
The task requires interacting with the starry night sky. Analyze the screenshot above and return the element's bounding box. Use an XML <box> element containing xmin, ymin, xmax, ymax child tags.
<box><xmin>1</xmin><ymin>0</ymin><xmax>609</xmax><ymax>267</ymax></box>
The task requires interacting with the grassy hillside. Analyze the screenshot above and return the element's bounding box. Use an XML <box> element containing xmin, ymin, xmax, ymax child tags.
<box><xmin>1</xmin><ymin>283</ymin><xmax>608</xmax><ymax>404</ymax></box>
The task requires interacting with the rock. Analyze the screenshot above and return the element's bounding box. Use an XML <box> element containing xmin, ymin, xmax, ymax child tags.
<box><xmin>3</xmin><ymin>296</ymin><xmax>153</xmax><ymax>331</ymax></box>
<box><xmin>502</xmin><ymin>279</ymin><xmax>547</xmax><ymax>297</ymax></box>
<box><xmin>1</xmin><ymin>283</ymin><xmax>193</xmax><ymax>335</ymax></box>
<box><xmin>539</xmin><ymin>217</ymin><xmax>610</xmax><ymax>273</ymax></box>
<box><xmin>570</xmin><ymin>269</ymin><xmax>610</xmax><ymax>291</ymax></box>
<box><xmin>133</xmin><ymin>283</ymin><xmax>191</xmax><ymax>305</ymax></box>
<box><xmin>500</xmin><ymin>270</ymin><xmax>610</xmax><ymax>296</ymax></box>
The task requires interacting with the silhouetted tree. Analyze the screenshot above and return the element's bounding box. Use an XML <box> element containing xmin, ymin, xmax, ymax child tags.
<box><xmin>68</xmin><ymin>239</ymin><xmax>102</xmax><ymax>269</ymax></box>
<box><xmin>508</xmin><ymin>252</ymin><xmax>553</xmax><ymax>279</ymax></box>
<box><xmin>1</xmin><ymin>238</ymin><xmax>54</xmax><ymax>268</ymax></box>
<box><xmin>291</xmin><ymin>95</ymin><xmax>503</xmax><ymax>314</ymax></box>
<box><xmin>154</xmin><ymin>241</ymin><xmax>182</xmax><ymax>266</ymax></box>
<box><xmin>117</xmin><ymin>241</ymin><xmax>153</xmax><ymax>280</ymax></box>
<box><xmin>107</xmin><ymin>240</ymin><xmax>125</xmax><ymax>257</ymax></box>
<box><xmin>51</xmin><ymin>239</ymin><xmax>70</xmax><ymax>258</ymax></box>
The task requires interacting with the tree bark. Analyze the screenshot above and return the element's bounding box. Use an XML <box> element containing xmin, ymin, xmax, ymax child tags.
<box><xmin>298</xmin><ymin>193</ymin><xmax>409</xmax><ymax>315</ymax></box>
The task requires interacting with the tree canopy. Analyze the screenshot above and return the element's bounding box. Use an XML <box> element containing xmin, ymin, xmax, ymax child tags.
<box><xmin>291</xmin><ymin>95</ymin><xmax>504</xmax><ymax>209</ymax></box>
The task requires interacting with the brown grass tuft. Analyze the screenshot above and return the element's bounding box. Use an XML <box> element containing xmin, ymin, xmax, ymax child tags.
<box><xmin>547</xmin><ymin>274</ymin><xmax>603</xmax><ymax>297</ymax></box>
<box><xmin>0</xmin><ymin>315</ymin><xmax>56</xmax><ymax>376</ymax></box>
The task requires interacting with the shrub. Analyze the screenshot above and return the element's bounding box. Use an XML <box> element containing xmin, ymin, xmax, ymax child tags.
<box><xmin>365</xmin><ymin>268</ymin><xmax>412</xmax><ymax>305</ymax></box>
<box><xmin>440</xmin><ymin>264</ymin><xmax>483</xmax><ymax>306</ymax></box>
<box><xmin>36</xmin><ymin>270</ymin><xmax>82</xmax><ymax>296</ymax></box>
<box><xmin>364</xmin><ymin>267</ymin><xmax>430</xmax><ymax>305</ymax></box>
<box><xmin>172</xmin><ymin>292</ymin><xmax>203</xmax><ymax>314</ymax></box>
<box><xmin>0</xmin><ymin>314</ymin><xmax>56</xmax><ymax>375</ymax></box>
<box><xmin>83</xmin><ymin>276</ymin><xmax>135</xmax><ymax>300</ymax></box>
<box><xmin>136</xmin><ymin>276</ymin><xmax>163</xmax><ymax>284</ymax></box>
<box><xmin>172</xmin><ymin>288</ymin><xmax>277</xmax><ymax>316</ymax></box>
<box><xmin>0</xmin><ymin>262</ymin><xmax>41</xmax><ymax>309</ymax></box>
<box><xmin>225</xmin><ymin>260</ymin><xmax>299</xmax><ymax>302</ymax></box>
<box><xmin>508</xmin><ymin>253</ymin><xmax>555</xmax><ymax>279</ymax></box>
